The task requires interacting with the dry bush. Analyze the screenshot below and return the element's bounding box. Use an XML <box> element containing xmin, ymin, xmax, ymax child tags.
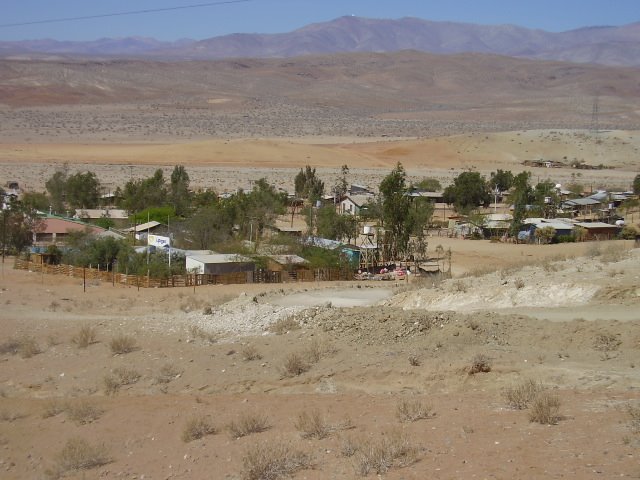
<box><xmin>188</xmin><ymin>324</ymin><xmax>217</xmax><ymax>344</ymax></box>
<box><xmin>340</xmin><ymin>435</ymin><xmax>360</xmax><ymax>458</ymax></box>
<box><xmin>396</xmin><ymin>398</ymin><xmax>433</xmax><ymax>423</ymax></box>
<box><xmin>304</xmin><ymin>337</ymin><xmax>336</xmax><ymax>364</ymax></box>
<box><xmin>182</xmin><ymin>415</ymin><xmax>217</xmax><ymax>442</ymax></box>
<box><xmin>356</xmin><ymin>429</ymin><xmax>420</xmax><ymax>476</ymax></box>
<box><xmin>407</xmin><ymin>354</ymin><xmax>421</xmax><ymax>366</ymax></box>
<box><xmin>109</xmin><ymin>334</ymin><xmax>137</xmax><ymax>354</ymax></box>
<box><xmin>0</xmin><ymin>409</ymin><xmax>25</xmax><ymax>422</ymax></box>
<box><xmin>71</xmin><ymin>325</ymin><xmax>97</xmax><ymax>348</ymax></box>
<box><xmin>593</xmin><ymin>333</ymin><xmax>621</xmax><ymax>360</ymax></box>
<box><xmin>242</xmin><ymin>441</ymin><xmax>312</xmax><ymax>480</ymax></box>
<box><xmin>0</xmin><ymin>338</ymin><xmax>21</xmax><ymax>356</ymax></box>
<box><xmin>503</xmin><ymin>379</ymin><xmax>545</xmax><ymax>410</ymax></box>
<box><xmin>103</xmin><ymin>366</ymin><xmax>141</xmax><ymax>395</ymax></box>
<box><xmin>42</xmin><ymin>399</ymin><xmax>67</xmax><ymax>419</ymax></box>
<box><xmin>451</xmin><ymin>280</ymin><xmax>468</xmax><ymax>293</ymax></box>
<box><xmin>586</xmin><ymin>243</ymin><xmax>602</xmax><ymax>258</ymax></box>
<box><xmin>468</xmin><ymin>354</ymin><xmax>492</xmax><ymax>374</ymax></box>
<box><xmin>466</xmin><ymin>318</ymin><xmax>481</xmax><ymax>331</ymax></box>
<box><xmin>16</xmin><ymin>335</ymin><xmax>41</xmax><ymax>358</ymax></box>
<box><xmin>154</xmin><ymin>362</ymin><xmax>181</xmax><ymax>384</ymax></box>
<box><xmin>514</xmin><ymin>278</ymin><xmax>525</xmax><ymax>289</ymax></box>
<box><xmin>227</xmin><ymin>412</ymin><xmax>271</xmax><ymax>439</ymax></box>
<box><xmin>294</xmin><ymin>409</ymin><xmax>352</xmax><ymax>440</ymax></box>
<box><xmin>241</xmin><ymin>344</ymin><xmax>262</xmax><ymax>361</ymax></box>
<box><xmin>65</xmin><ymin>400</ymin><xmax>104</xmax><ymax>425</ymax></box>
<box><xmin>102</xmin><ymin>375</ymin><xmax>120</xmax><ymax>396</ymax></box>
<box><xmin>600</xmin><ymin>244</ymin><xmax>628</xmax><ymax>263</ymax></box>
<box><xmin>295</xmin><ymin>409</ymin><xmax>332</xmax><ymax>439</ymax></box>
<box><xmin>281</xmin><ymin>352</ymin><xmax>309</xmax><ymax>377</ymax></box>
<box><xmin>113</xmin><ymin>366</ymin><xmax>141</xmax><ymax>385</ymax></box>
<box><xmin>269</xmin><ymin>316</ymin><xmax>300</xmax><ymax>335</ymax></box>
<box><xmin>528</xmin><ymin>391</ymin><xmax>561</xmax><ymax>425</ymax></box>
<box><xmin>626</xmin><ymin>403</ymin><xmax>640</xmax><ymax>434</ymax></box>
<box><xmin>52</xmin><ymin>437</ymin><xmax>111</xmax><ymax>475</ymax></box>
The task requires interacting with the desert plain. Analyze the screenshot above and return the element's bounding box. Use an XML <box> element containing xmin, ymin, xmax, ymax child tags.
<box><xmin>1</xmin><ymin>51</ymin><xmax>640</xmax><ymax>479</ymax></box>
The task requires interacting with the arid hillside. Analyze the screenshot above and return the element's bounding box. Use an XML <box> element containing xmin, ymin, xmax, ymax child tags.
<box><xmin>0</xmin><ymin>241</ymin><xmax>639</xmax><ymax>479</ymax></box>
<box><xmin>1</xmin><ymin>51</ymin><xmax>640</xmax><ymax>141</ymax></box>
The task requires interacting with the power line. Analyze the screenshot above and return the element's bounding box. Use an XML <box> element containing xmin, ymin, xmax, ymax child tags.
<box><xmin>0</xmin><ymin>0</ymin><xmax>254</xmax><ymax>29</ymax></box>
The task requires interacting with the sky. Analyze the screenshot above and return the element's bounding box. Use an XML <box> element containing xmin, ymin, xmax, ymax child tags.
<box><xmin>1</xmin><ymin>0</ymin><xmax>639</xmax><ymax>42</ymax></box>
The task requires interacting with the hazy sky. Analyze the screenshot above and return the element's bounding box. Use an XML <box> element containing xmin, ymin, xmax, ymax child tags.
<box><xmin>2</xmin><ymin>0</ymin><xmax>639</xmax><ymax>41</ymax></box>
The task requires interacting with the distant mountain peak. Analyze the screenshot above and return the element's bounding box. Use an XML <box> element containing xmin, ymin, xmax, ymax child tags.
<box><xmin>1</xmin><ymin>16</ymin><xmax>639</xmax><ymax>66</ymax></box>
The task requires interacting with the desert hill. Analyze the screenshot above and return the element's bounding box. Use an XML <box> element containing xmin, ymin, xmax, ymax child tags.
<box><xmin>1</xmin><ymin>51</ymin><xmax>640</xmax><ymax>140</ymax></box>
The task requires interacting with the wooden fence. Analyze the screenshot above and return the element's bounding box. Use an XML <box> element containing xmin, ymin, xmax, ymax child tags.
<box><xmin>14</xmin><ymin>259</ymin><xmax>353</xmax><ymax>288</ymax></box>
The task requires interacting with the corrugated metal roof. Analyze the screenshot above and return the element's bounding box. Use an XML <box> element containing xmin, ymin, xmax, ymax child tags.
<box><xmin>187</xmin><ymin>254</ymin><xmax>252</xmax><ymax>264</ymax></box>
<box><xmin>268</xmin><ymin>255</ymin><xmax>308</xmax><ymax>265</ymax></box>
<box><xmin>123</xmin><ymin>221</ymin><xmax>162</xmax><ymax>232</ymax></box>
<box><xmin>575</xmin><ymin>222</ymin><xmax>618</xmax><ymax>229</ymax></box>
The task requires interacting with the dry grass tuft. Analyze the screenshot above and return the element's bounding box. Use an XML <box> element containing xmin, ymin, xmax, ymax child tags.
<box><xmin>50</xmin><ymin>437</ymin><xmax>111</xmax><ymax>476</ymax></box>
<box><xmin>71</xmin><ymin>325</ymin><xmax>97</xmax><ymax>348</ymax></box>
<box><xmin>355</xmin><ymin>429</ymin><xmax>421</xmax><ymax>476</ymax></box>
<box><xmin>304</xmin><ymin>337</ymin><xmax>336</xmax><ymax>364</ymax></box>
<box><xmin>528</xmin><ymin>391</ymin><xmax>562</xmax><ymax>425</ymax></box>
<box><xmin>294</xmin><ymin>409</ymin><xmax>352</xmax><ymax>440</ymax></box>
<box><xmin>103</xmin><ymin>366</ymin><xmax>141</xmax><ymax>395</ymax></box>
<box><xmin>503</xmin><ymin>379</ymin><xmax>545</xmax><ymax>410</ymax></box>
<box><xmin>17</xmin><ymin>335</ymin><xmax>41</xmax><ymax>358</ymax></box>
<box><xmin>188</xmin><ymin>324</ymin><xmax>217</xmax><ymax>344</ymax></box>
<box><xmin>281</xmin><ymin>352</ymin><xmax>309</xmax><ymax>377</ymax></box>
<box><xmin>269</xmin><ymin>316</ymin><xmax>300</xmax><ymax>335</ymax></box>
<box><xmin>0</xmin><ymin>409</ymin><xmax>26</xmax><ymax>422</ymax></box>
<box><xmin>593</xmin><ymin>333</ymin><xmax>621</xmax><ymax>360</ymax></box>
<box><xmin>294</xmin><ymin>409</ymin><xmax>332</xmax><ymax>439</ymax></box>
<box><xmin>626</xmin><ymin>403</ymin><xmax>640</xmax><ymax>434</ymax></box>
<box><xmin>182</xmin><ymin>415</ymin><xmax>217</xmax><ymax>442</ymax></box>
<box><xmin>396</xmin><ymin>398</ymin><xmax>433</xmax><ymax>423</ymax></box>
<box><xmin>242</xmin><ymin>441</ymin><xmax>312</xmax><ymax>480</ymax></box>
<box><xmin>468</xmin><ymin>354</ymin><xmax>492</xmax><ymax>375</ymax></box>
<box><xmin>154</xmin><ymin>362</ymin><xmax>181</xmax><ymax>385</ymax></box>
<box><xmin>241</xmin><ymin>344</ymin><xmax>263</xmax><ymax>361</ymax></box>
<box><xmin>408</xmin><ymin>354</ymin><xmax>421</xmax><ymax>366</ymax></box>
<box><xmin>109</xmin><ymin>334</ymin><xmax>137</xmax><ymax>355</ymax></box>
<box><xmin>227</xmin><ymin>412</ymin><xmax>271</xmax><ymax>439</ymax></box>
<box><xmin>65</xmin><ymin>400</ymin><xmax>104</xmax><ymax>425</ymax></box>
<box><xmin>42</xmin><ymin>399</ymin><xmax>67</xmax><ymax>419</ymax></box>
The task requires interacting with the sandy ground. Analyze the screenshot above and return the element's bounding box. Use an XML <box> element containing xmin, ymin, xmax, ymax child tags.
<box><xmin>1</xmin><ymin>129</ymin><xmax>638</xmax><ymax>193</ymax></box>
<box><xmin>1</xmin><ymin>239</ymin><xmax>639</xmax><ymax>479</ymax></box>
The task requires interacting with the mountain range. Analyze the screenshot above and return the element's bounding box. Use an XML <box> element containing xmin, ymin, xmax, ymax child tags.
<box><xmin>2</xmin><ymin>16</ymin><xmax>640</xmax><ymax>66</ymax></box>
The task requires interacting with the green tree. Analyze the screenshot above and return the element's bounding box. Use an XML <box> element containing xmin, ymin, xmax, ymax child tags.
<box><xmin>379</xmin><ymin>163</ymin><xmax>413</xmax><ymax>259</ymax></box>
<box><xmin>444</xmin><ymin>171</ymin><xmax>490</xmax><ymax>212</ymax></box>
<box><xmin>535</xmin><ymin>226</ymin><xmax>556</xmax><ymax>244</ymax></box>
<box><xmin>1</xmin><ymin>201</ymin><xmax>44</xmax><ymax>254</ymax></box>
<box><xmin>240</xmin><ymin>179</ymin><xmax>287</xmax><ymax>241</ymax></box>
<box><xmin>185</xmin><ymin>204</ymin><xmax>235</xmax><ymax>249</ymax></box>
<box><xmin>510</xmin><ymin>172</ymin><xmax>534</xmax><ymax>236</ymax></box>
<box><xmin>416</xmin><ymin>177</ymin><xmax>442</xmax><ymax>192</ymax></box>
<box><xmin>332</xmin><ymin>164</ymin><xmax>350</xmax><ymax>199</ymax></box>
<box><xmin>489</xmin><ymin>169</ymin><xmax>514</xmax><ymax>192</ymax></box>
<box><xmin>120</xmin><ymin>169</ymin><xmax>167</xmax><ymax>213</ymax></box>
<box><xmin>169</xmin><ymin>165</ymin><xmax>191</xmax><ymax>217</ymax></box>
<box><xmin>407</xmin><ymin>197</ymin><xmax>435</xmax><ymax>234</ymax></box>
<box><xmin>66</xmin><ymin>171</ymin><xmax>101</xmax><ymax>209</ymax></box>
<box><xmin>21</xmin><ymin>191</ymin><xmax>49</xmax><ymax>212</ymax></box>
<box><xmin>633</xmin><ymin>174</ymin><xmax>640</xmax><ymax>195</ymax></box>
<box><xmin>294</xmin><ymin>166</ymin><xmax>325</xmax><ymax>202</ymax></box>
<box><xmin>315</xmin><ymin>205</ymin><xmax>358</xmax><ymax>242</ymax></box>
<box><xmin>45</xmin><ymin>167</ymin><xmax>69</xmax><ymax>213</ymax></box>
